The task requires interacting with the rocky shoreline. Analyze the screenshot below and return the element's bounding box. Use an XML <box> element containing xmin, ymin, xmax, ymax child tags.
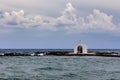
<box><xmin>0</xmin><ymin>51</ymin><xmax>120</xmax><ymax>57</ymax></box>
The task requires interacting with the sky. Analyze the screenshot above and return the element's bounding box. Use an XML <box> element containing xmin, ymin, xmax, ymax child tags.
<box><xmin>0</xmin><ymin>0</ymin><xmax>120</xmax><ymax>49</ymax></box>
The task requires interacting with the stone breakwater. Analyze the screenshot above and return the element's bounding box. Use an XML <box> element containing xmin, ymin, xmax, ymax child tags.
<box><xmin>0</xmin><ymin>51</ymin><xmax>120</xmax><ymax>57</ymax></box>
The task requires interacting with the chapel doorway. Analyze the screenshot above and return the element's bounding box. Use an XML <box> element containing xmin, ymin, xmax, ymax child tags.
<box><xmin>77</xmin><ymin>46</ymin><xmax>83</xmax><ymax>53</ymax></box>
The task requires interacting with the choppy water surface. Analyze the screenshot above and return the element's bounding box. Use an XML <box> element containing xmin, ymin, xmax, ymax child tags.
<box><xmin>0</xmin><ymin>56</ymin><xmax>120</xmax><ymax>80</ymax></box>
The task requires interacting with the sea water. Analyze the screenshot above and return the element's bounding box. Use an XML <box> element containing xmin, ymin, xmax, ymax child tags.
<box><xmin>0</xmin><ymin>56</ymin><xmax>120</xmax><ymax>80</ymax></box>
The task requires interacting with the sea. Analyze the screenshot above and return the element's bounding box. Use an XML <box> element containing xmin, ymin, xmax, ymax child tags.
<box><xmin>0</xmin><ymin>49</ymin><xmax>120</xmax><ymax>80</ymax></box>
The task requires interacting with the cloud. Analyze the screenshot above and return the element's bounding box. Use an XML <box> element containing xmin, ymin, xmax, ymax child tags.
<box><xmin>0</xmin><ymin>2</ymin><xmax>78</xmax><ymax>30</ymax></box>
<box><xmin>87</xmin><ymin>9</ymin><xmax>117</xmax><ymax>30</ymax></box>
<box><xmin>0</xmin><ymin>10</ymin><xmax>57</xmax><ymax>31</ymax></box>
<box><xmin>65</xmin><ymin>9</ymin><xmax>118</xmax><ymax>33</ymax></box>
<box><xmin>57</xmin><ymin>2</ymin><xmax>77</xmax><ymax>25</ymax></box>
<box><xmin>0</xmin><ymin>2</ymin><xmax>119</xmax><ymax>34</ymax></box>
<box><xmin>0</xmin><ymin>10</ymin><xmax>28</xmax><ymax>27</ymax></box>
<box><xmin>2</xmin><ymin>10</ymin><xmax>25</xmax><ymax>25</ymax></box>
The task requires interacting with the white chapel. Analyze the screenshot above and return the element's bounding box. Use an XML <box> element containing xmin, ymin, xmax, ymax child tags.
<box><xmin>74</xmin><ymin>43</ymin><xmax>88</xmax><ymax>54</ymax></box>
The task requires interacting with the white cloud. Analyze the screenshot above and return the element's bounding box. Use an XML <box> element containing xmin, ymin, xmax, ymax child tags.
<box><xmin>0</xmin><ymin>2</ymin><xmax>119</xmax><ymax>34</ymax></box>
<box><xmin>65</xmin><ymin>9</ymin><xmax>118</xmax><ymax>33</ymax></box>
<box><xmin>0</xmin><ymin>10</ymin><xmax>57</xmax><ymax>31</ymax></box>
<box><xmin>2</xmin><ymin>10</ymin><xmax>26</xmax><ymax>25</ymax></box>
<box><xmin>87</xmin><ymin>9</ymin><xmax>115</xmax><ymax>30</ymax></box>
<box><xmin>86</xmin><ymin>9</ymin><xmax>116</xmax><ymax>30</ymax></box>
<box><xmin>57</xmin><ymin>2</ymin><xmax>77</xmax><ymax>25</ymax></box>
